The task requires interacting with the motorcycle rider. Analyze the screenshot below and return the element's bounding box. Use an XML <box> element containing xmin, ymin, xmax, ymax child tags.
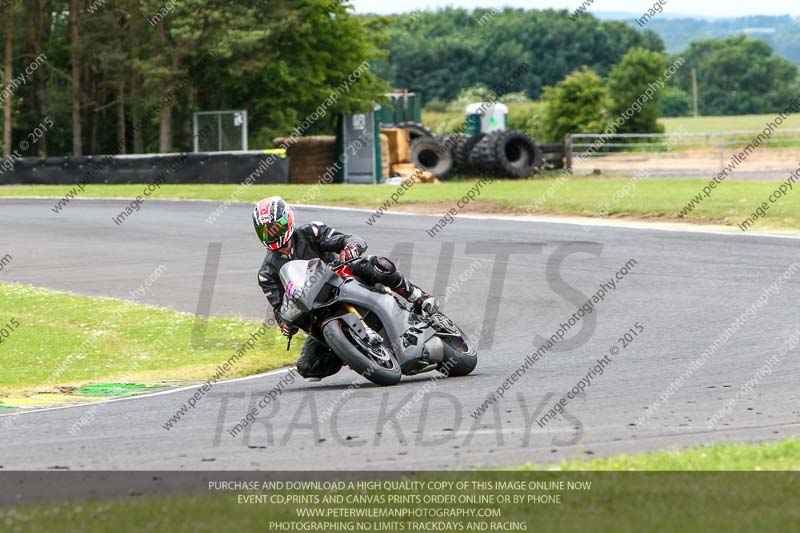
<box><xmin>254</xmin><ymin>196</ymin><xmax>439</xmax><ymax>381</ymax></box>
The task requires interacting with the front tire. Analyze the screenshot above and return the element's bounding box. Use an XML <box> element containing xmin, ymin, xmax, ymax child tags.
<box><xmin>436</xmin><ymin>320</ymin><xmax>478</xmax><ymax>377</ymax></box>
<box><xmin>322</xmin><ymin>319</ymin><xmax>402</xmax><ymax>386</ymax></box>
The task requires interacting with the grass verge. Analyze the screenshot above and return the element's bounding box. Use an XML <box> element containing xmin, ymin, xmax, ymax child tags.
<box><xmin>0</xmin><ymin>283</ymin><xmax>297</xmax><ymax>397</ymax></box>
<box><xmin>5</xmin><ymin>440</ymin><xmax>799</xmax><ymax>532</ymax></box>
<box><xmin>534</xmin><ymin>438</ymin><xmax>800</xmax><ymax>471</ymax></box>
<box><xmin>2</xmin><ymin>178</ymin><xmax>799</xmax><ymax>232</ymax></box>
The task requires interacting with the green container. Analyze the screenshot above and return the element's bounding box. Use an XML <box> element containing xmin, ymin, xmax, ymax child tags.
<box><xmin>466</xmin><ymin>102</ymin><xmax>509</xmax><ymax>135</ymax></box>
<box><xmin>336</xmin><ymin>110</ymin><xmax>383</xmax><ymax>184</ymax></box>
<box><xmin>466</xmin><ymin>114</ymin><xmax>482</xmax><ymax>136</ymax></box>
<box><xmin>376</xmin><ymin>92</ymin><xmax>422</xmax><ymax>126</ymax></box>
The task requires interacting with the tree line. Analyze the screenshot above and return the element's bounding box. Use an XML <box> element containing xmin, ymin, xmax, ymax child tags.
<box><xmin>0</xmin><ymin>0</ymin><xmax>386</xmax><ymax>159</ymax></box>
<box><xmin>371</xmin><ymin>8</ymin><xmax>665</xmax><ymax>103</ymax></box>
<box><xmin>377</xmin><ymin>9</ymin><xmax>799</xmax><ymax>122</ymax></box>
<box><xmin>1</xmin><ymin>3</ymin><xmax>797</xmax><ymax>158</ymax></box>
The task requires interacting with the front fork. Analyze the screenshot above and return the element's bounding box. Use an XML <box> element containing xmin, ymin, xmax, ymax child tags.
<box><xmin>342</xmin><ymin>304</ymin><xmax>383</xmax><ymax>346</ymax></box>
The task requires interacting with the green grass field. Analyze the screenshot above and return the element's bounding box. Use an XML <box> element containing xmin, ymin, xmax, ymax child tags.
<box><xmin>0</xmin><ymin>283</ymin><xmax>297</xmax><ymax>396</ymax></box>
<box><xmin>4</xmin><ymin>178</ymin><xmax>799</xmax><ymax>232</ymax></box>
<box><xmin>424</xmin><ymin>107</ymin><xmax>800</xmax><ymax>138</ymax></box>
<box><xmin>661</xmin><ymin>114</ymin><xmax>800</xmax><ymax>133</ymax></box>
<box><xmin>6</xmin><ymin>440</ymin><xmax>799</xmax><ymax>532</ymax></box>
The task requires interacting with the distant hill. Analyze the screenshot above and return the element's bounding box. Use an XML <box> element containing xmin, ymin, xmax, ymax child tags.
<box><xmin>596</xmin><ymin>13</ymin><xmax>800</xmax><ymax>62</ymax></box>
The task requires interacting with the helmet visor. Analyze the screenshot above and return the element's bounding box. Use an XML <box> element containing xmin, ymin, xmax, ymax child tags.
<box><xmin>257</xmin><ymin>213</ymin><xmax>290</xmax><ymax>245</ymax></box>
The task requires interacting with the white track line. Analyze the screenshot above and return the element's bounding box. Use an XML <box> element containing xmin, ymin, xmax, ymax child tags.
<box><xmin>298</xmin><ymin>204</ymin><xmax>800</xmax><ymax>241</ymax></box>
<box><xmin>5</xmin><ymin>196</ymin><xmax>798</xmax><ymax>241</ymax></box>
<box><xmin>0</xmin><ymin>367</ymin><xmax>294</xmax><ymax>419</ymax></box>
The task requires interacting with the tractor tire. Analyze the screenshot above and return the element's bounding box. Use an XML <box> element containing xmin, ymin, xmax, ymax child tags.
<box><xmin>454</xmin><ymin>133</ymin><xmax>485</xmax><ymax>173</ymax></box>
<box><xmin>436</xmin><ymin>133</ymin><xmax>466</xmax><ymax>177</ymax></box>
<box><xmin>469</xmin><ymin>131</ymin><xmax>504</xmax><ymax>176</ymax></box>
<box><xmin>410</xmin><ymin>136</ymin><xmax>454</xmax><ymax>179</ymax></box>
<box><xmin>395</xmin><ymin>122</ymin><xmax>435</xmax><ymax>141</ymax></box>
<box><xmin>494</xmin><ymin>130</ymin><xmax>544</xmax><ymax>178</ymax></box>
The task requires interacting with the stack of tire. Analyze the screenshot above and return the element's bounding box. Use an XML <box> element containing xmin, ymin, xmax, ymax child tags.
<box><xmin>400</xmin><ymin>123</ymin><xmax>543</xmax><ymax>180</ymax></box>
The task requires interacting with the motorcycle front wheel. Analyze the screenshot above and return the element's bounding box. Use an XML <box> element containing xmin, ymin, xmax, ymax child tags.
<box><xmin>436</xmin><ymin>317</ymin><xmax>478</xmax><ymax>377</ymax></box>
<box><xmin>322</xmin><ymin>318</ymin><xmax>402</xmax><ymax>386</ymax></box>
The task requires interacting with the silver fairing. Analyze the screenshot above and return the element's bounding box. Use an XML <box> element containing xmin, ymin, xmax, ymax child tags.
<box><xmin>336</xmin><ymin>279</ymin><xmax>436</xmax><ymax>366</ymax></box>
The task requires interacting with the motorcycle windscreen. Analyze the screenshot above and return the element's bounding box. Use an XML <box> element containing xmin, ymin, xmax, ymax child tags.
<box><xmin>279</xmin><ymin>260</ymin><xmax>309</xmax><ymax>300</ymax></box>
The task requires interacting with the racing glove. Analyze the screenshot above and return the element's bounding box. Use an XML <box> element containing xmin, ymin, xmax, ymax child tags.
<box><xmin>340</xmin><ymin>243</ymin><xmax>364</xmax><ymax>263</ymax></box>
<box><xmin>280</xmin><ymin>319</ymin><xmax>298</xmax><ymax>337</ymax></box>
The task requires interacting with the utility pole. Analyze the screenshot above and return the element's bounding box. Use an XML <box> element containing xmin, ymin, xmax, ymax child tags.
<box><xmin>3</xmin><ymin>8</ymin><xmax>14</xmax><ymax>158</ymax></box>
<box><xmin>691</xmin><ymin>67</ymin><xmax>699</xmax><ymax>118</ymax></box>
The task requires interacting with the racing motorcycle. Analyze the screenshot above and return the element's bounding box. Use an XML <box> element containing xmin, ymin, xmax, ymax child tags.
<box><xmin>279</xmin><ymin>257</ymin><xmax>478</xmax><ymax>386</ymax></box>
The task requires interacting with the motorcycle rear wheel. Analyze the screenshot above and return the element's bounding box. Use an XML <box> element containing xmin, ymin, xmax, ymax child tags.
<box><xmin>322</xmin><ymin>319</ymin><xmax>402</xmax><ymax>386</ymax></box>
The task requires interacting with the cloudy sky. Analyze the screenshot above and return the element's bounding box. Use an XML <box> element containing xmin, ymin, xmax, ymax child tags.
<box><xmin>352</xmin><ymin>0</ymin><xmax>800</xmax><ymax>17</ymax></box>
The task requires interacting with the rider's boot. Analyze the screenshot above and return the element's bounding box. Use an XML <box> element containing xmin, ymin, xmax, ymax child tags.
<box><xmin>395</xmin><ymin>279</ymin><xmax>440</xmax><ymax>315</ymax></box>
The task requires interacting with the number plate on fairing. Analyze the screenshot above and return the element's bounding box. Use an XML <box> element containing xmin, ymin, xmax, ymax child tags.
<box><xmin>432</xmin><ymin>313</ymin><xmax>460</xmax><ymax>336</ymax></box>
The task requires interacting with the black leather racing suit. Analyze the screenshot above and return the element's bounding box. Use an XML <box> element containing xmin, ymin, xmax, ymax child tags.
<box><xmin>257</xmin><ymin>221</ymin><xmax>412</xmax><ymax>379</ymax></box>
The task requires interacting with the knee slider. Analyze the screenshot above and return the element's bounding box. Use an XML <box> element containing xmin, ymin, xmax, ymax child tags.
<box><xmin>370</xmin><ymin>256</ymin><xmax>396</xmax><ymax>275</ymax></box>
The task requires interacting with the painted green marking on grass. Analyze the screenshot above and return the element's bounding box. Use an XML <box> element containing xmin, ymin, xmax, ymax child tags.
<box><xmin>74</xmin><ymin>383</ymin><xmax>167</xmax><ymax>396</ymax></box>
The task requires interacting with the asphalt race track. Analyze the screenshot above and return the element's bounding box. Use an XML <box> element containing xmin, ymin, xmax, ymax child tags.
<box><xmin>1</xmin><ymin>197</ymin><xmax>799</xmax><ymax>470</ymax></box>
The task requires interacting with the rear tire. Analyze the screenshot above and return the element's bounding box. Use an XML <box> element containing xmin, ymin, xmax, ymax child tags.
<box><xmin>322</xmin><ymin>319</ymin><xmax>402</xmax><ymax>386</ymax></box>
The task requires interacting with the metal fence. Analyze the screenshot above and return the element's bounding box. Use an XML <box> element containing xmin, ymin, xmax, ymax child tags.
<box><xmin>567</xmin><ymin>129</ymin><xmax>800</xmax><ymax>180</ymax></box>
<box><xmin>193</xmin><ymin>110</ymin><xmax>249</xmax><ymax>152</ymax></box>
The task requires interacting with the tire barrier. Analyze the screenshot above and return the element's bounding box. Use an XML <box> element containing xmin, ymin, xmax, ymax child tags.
<box><xmin>410</xmin><ymin>136</ymin><xmax>455</xmax><ymax>179</ymax></box>
<box><xmin>406</xmin><ymin>130</ymin><xmax>554</xmax><ymax>180</ymax></box>
<box><xmin>453</xmin><ymin>133</ymin><xmax>485</xmax><ymax>174</ymax></box>
<box><xmin>469</xmin><ymin>130</ymin><xmax>544</xmax><ymax>178</ymax></box>
<box><xmin>1</xmin><ymin>152</ymin><xmax>290</xmax><ymax>185</ymax></box>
